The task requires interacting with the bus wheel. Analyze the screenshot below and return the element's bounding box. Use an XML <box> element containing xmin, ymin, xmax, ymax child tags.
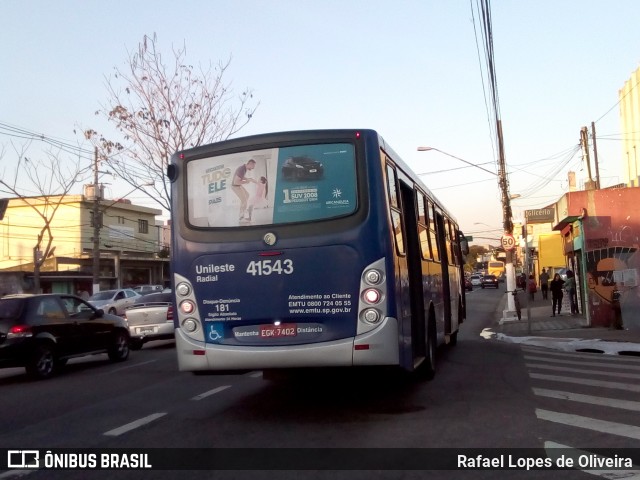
<box><xmin>417</xmin><ymin>321</ymin><xmax>436</xmax><ymax>381</ymax></box>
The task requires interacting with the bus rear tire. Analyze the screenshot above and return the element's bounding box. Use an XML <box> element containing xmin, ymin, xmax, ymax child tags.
<box><xmin>416</xmin><ymin>321</ymin><xmax>436</xmax><ymax>380</ymax></box>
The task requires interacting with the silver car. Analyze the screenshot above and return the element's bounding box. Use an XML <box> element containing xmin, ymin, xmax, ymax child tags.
<box><xmin>124</xmin><ymin>292</ymin><xmax>175</xmax><ymax>350</ymax></box>
<box><xmin>87</xmin><ymin>288</ymin><xmax>140</xmax><ymax>316</ymax></box>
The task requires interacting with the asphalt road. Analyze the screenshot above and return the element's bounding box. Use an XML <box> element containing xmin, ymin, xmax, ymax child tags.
<box><xmin>1</xmin><ymin>287</ymin><xmax>638</xmax><ymax>480</ymax></box>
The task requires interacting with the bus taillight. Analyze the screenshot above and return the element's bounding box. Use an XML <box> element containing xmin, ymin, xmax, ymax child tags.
<box><xmin>363</xmin><ymin>288</ymin><xmax>381</xmax><ymax>304</ymax></box>
<box><xmin>180</xmin><ymin>300</ymin><xmax>195</xmax><ymax>314</ymax></box>
<box><xmin>361</xmin><ymin>308</ymin><xmax>381</xmax><ymax>324</ymax></box>
<box><xmin>182</xmin><ymin>319</ymin><xmax>198</xmax><ymax>333</ymax></box>
<box><xmin>176</xmin><ymin>282</ymin><xmax>191</xmax><ymax>296</ymax></box>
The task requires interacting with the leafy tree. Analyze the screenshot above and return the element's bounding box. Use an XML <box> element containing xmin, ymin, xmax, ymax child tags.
<box><xmin>87</xmin><ymin>33</ymin><xmax>259</xmax><ymax>213</ymax></box>
<box><xmin>465</xmin><ymin>244</ymin><xmax>489</xmax><ymax>272</ymax></box>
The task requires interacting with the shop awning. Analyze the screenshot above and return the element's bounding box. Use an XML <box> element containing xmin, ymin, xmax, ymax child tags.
<box><xmin>553</xmin><ymin>215</ymin><xmax>581</xmax><ymax>232</ymax></box>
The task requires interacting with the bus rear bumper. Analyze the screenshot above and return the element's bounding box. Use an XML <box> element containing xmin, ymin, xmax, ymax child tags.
<box><xmin>175</xmin><ymin>317</ymin><xmax>399</xmax><ymax>371</ymax></box>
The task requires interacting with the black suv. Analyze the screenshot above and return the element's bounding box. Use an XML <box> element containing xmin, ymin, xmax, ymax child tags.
<box><xmin>0</xmin><ymin>294</ymin><xmax>130</xmax><ymax>379</ymax></box>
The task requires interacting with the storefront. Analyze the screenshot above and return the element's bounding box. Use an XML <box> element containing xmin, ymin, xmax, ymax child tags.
<box><xmin>554</xmin><ymin>188</ymin><xmax>640</xmax><ymax>330</ymax></box>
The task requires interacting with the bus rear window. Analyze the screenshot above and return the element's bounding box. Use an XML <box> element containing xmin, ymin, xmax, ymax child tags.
<box><xmin>186</xmin><ymin>143</ymin><xmax>357</xmax><ymax>227</ymax></box>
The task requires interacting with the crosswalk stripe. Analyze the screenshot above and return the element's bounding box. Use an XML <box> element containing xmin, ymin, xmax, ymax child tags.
<box><xmin>524</xmin><ymin>354</ymin><xmax>640</xmax><ymax>371</ymax></box>
<box><xmin>530</xmin><ymin>373</ymin><xmax>640</xmax><ymax>392</ymax></box>
<box><xmin>536</xmin><ymin>409</ymin><xmax>640</xmax><ymax>440</ymax></box>
<box><xmin>533</xmin><ymin>387</ymin><xmax>640</xmax><ymax>411</ymax></box>
<box><xmin>522</xmin><ymin>347</ymin><xmax>640</xmax><ymax>364</ymax></box>
<box><xmin>526</xmin><ymin>363</ymin><xmax>640</xmax><ymax>380</ymax></box>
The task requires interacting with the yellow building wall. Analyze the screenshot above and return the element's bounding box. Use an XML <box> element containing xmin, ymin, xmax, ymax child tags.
<box><xmin>0</xmin><ymin>195</ymin><xmax>161</xmax><ymax>270</ymax></box>
<box><xmin>0</xmin><ymin>198</ymin><xmax>83</xmax><ymax>269</ymax></box>
<box><xmin>537</xmin><ymin>232</ymin><xmax>565</xmax><ymax>269</ymax></box>
<box><xmin>620</xmin><ymin>66</ymin><xmax>640</xmax><ymax>187</ymax></box>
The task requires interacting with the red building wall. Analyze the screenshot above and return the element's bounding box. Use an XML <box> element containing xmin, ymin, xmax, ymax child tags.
<box><xmin>564</xmin><ymin>188</ymin><xmax>640</xmax><ymax>329</ymax></box>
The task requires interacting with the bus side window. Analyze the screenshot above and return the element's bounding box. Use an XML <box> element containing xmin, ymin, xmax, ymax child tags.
<box><xmin>417</xmin><ymin>193</ymin><xmax>432</xmax><ymax>260</ymax></box>
<box><xmin>385</xmin><ymin>163</ymin><xmax>405</xmax><ymax>255</ymax></box>
<box><xmin>386</xmin><ymin>163</ymin><xmax>399</xmax><ymax>209</ymax></box>
<box><xmin>429</xmin><ymin>202</ymin><xmax>440</xmax><ymax>262</ymax></box>
<box><xmin>445</xmin><ymin>219</ymin><xmax>456</xmax><ymax>266</ymax></box>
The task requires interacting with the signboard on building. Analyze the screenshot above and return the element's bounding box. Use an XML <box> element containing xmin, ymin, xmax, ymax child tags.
<box><xmin>525</xmin><ymin>208</ymin><xmax>555</xmax><ymax>224</ymax></box>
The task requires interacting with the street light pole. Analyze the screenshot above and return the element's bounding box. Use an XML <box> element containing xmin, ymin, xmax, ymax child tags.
<box><xmin>418</xmin><ymin>139</ymin><xmax>518</xmax><ymax>317</ymax></box>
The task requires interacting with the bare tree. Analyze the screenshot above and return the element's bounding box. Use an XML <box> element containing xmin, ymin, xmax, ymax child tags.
<box><xmin>0</xmin><ymin>141</ymin><xmax>90</xmax><ymax>293</ymax></box>
<box><xmin>88</xmin><ymin>33</ymin><xmax>259</xmax><ymax>213</ymax></box>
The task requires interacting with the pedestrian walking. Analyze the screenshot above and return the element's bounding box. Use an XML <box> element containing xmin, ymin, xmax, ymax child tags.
<box><xmin>565</xmin><ymin>270</ymin><xmax>579</xmax><ymax>314</ymax></box>
<box><xmin>549</xmin><ymin>273</ymin><xmax>565</xmax><ymax>317</ymax></box>
<box><xmin>539</xmin><ymin>268</ymin><xmax>549</xmax><ymax>300</ymax></box>
<box><xmin>527</xmin><ymin>274</ymin><xmax>537</xmax><ymax>301</ymax></box>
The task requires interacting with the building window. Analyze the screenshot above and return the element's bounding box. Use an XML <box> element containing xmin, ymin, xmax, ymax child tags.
<box><xmin>118</xmin><ymin>216</ymin><xmax>125</xmax><ymax>224</ymax></box>
<box><xmin>138</xmin><ymin>219</ymin><xmax>149</xmax><ymax>234</ymax></box>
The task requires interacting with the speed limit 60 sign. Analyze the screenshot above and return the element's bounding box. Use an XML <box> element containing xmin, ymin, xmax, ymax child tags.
<box><xmin>501</xmin><ymin>233</ymin><xmax>516</xmax><ymax>250</ymax></box>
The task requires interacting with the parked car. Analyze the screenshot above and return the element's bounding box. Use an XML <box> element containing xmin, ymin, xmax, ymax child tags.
<box><xmin>481</xmin><ymin>274</ymin><xmax>500</xmax><ymax>289</ymax></box>
<box><xmin>470</xmin><ymin>274</ymin><xmax>483</xmax><ymax>286</ymax></box>
<box><xmin>281</xmin><ymin>156</ymin><xmax>324</xmax><ymax>181</ymax></box>
<box><xmin>0</xmin><ymin>294</ymin><xmax>130</xmax><ymax>379</ymax></box>
<box><xmin>464</xmin><ymin>277</ymin><xmax>473</xmax><ymax>291</ymax></box>
<box><xmin>88</xmin><ymin>289</ymin><xmax>140</xmax><ymax>316</ymax></box>
<box><xmin>132</xmin><ymin>285</ymin><xmax>164</xmax><ymax>295</ymax></box>
<box><xmin>124</xmin><ymin>291</ymin><xmax>175</xmax><ymax>350</ymax></box>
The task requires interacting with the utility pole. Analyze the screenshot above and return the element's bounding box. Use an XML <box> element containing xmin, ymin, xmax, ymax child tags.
<box><xmin>591</xmin><ymin>122</ymin><xmax>601</xmax><ymax>189</ymax></box>
<box><xmin>92</xmin><ymin>147</ymin><xmax>102</xmax><ymax>294</ymax></box>
<box><xmin>581</xmin><ymin>127</ymin><xmax>596</xmax><ymax>190</ymax></box>
<box><xmin>496</xmin><ymin>120</ymin><xmax>517</xmax><ymax>316</ymax></box>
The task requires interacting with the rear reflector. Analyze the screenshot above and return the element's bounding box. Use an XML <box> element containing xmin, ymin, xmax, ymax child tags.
<box><xmin>354</xmin><ymin>344</ymin><xmax>370</xmax><ymax>350</ymax></box>
<box><xmin>193</xmin><ymin>350</ymin><xmax>206</xmax><ymax>356</ymax></box>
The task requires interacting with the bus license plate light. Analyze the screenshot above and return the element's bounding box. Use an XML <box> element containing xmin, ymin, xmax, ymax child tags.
<box><xmin>260</xmin><ymin>324</ymin><xmax>297</xmax><ymax>338</ymax></box>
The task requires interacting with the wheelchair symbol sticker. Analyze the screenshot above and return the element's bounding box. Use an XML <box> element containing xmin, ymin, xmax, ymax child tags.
<box><xmin>208</xmin><ymin>326</ymin><xmax>222</xmax><ymax>342</ymax></box>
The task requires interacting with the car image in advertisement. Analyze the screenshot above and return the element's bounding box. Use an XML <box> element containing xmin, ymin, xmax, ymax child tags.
<box><xmin>186</xmin><ymin>143</ymin><xmax>357</xmax><ymax>228</ymax></box>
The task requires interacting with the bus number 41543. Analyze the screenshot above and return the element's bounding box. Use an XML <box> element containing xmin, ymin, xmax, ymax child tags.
<box><xmin>246</xmin><ymin>259</ymin><xmax>294</xmax><ymax>276</ymax></box>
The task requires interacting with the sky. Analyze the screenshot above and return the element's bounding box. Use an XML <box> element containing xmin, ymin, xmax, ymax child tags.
<box><xmin>2</xmin><ymin>0</ymin><xmax>639</xmax><ymax>245</ymax></box>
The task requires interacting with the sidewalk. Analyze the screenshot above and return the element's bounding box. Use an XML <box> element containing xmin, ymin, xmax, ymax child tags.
<box><xmin>490</xmin><ymin>289</ymin><xmax>640</xmax><ymax>354</ymax></box>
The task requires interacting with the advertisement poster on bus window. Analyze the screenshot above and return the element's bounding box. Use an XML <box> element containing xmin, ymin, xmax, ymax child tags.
<box><xmin>186</xmin><ymin>143</ymin><xmax>356</xmax><ymax>227</ymax></box>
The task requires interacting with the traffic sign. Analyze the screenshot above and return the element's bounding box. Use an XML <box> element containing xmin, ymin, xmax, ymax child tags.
<box><xmin>501</xmin><ymin>233</ymin><xmax>516</xmax><ymax>251</ymax></box>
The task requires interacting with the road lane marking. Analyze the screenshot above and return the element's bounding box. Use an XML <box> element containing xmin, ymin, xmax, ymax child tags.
<box><xmin>536</xmin><ymin>409</ymin><xmax>640</xmax><ymax>440</ymax></box>
<box><xmin>529</xmin><ymin>373</ymin><xmax>640</xmax><ymax>392</ymax></box>
<box><xmin>191</xmin><ymin>385</ymin><xmax>231</xmax><ymax>401</ymax></box>
<box><xmin>0</xmin><ymin>470</ymin><xmax>36</xmax><ymax>479</ymax></box>
<box><xmin>103</xmin><ymin>412</ymin><xmax>167</xmax><ymax>436</ymax></box>
<box><xmin>526</xmin><ymin>363</ymin><xmax>640</xmax><ymax>380</ymax></box>
<box><xmin>533</xmin><ymin>387</ymin><xmax>640</xmax><ymax>411</ymax></box>
<box><xmin>102</xmin><ymin>359</ymin><xmax>158</xmax><ymax>374</ymax></box>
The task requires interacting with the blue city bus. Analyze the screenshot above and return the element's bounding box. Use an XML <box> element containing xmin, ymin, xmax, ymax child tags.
<box><xmin>167</xmin><ymin>129</ymin><xmax>468</xmax><ymax>378</ymax></box>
